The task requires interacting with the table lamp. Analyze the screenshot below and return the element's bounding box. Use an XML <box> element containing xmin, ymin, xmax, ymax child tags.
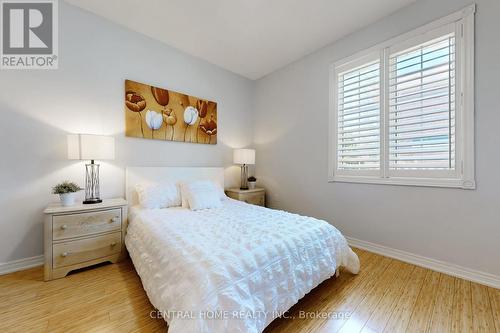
<box><xmin>67</xmin><ymin>134</ymin><xmax>115</xmax><ymax>204</ymax></box>
<box><xmin>233</xmin><ymin>148</ymin><xmax>255</xmax><ymax>190</ymax></box>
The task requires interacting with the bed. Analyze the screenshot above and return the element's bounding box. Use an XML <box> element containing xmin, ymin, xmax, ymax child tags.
<box><xmin>125</xmin><ymin>167</ymin><xmax>359</xmax><ymax>333</ymax></box>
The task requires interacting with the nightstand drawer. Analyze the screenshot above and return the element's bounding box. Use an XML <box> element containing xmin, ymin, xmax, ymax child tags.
<box><xmin>52</xmin><ymin>209</ymin><xmax>121</xmax><ymax>240</ymax></box>
<box><xmin>241</xmin><ymin>193</ymin><xmax>265</xmax><ymax>206</ymax></box>
<box><xmin>225</xmin><ymin>188</ymin><xmax>266</xmax><ymax>207</ymax></box>
<box><xmin>52</xmin><ymin>232</ymin><xmax>121</xmax><ymax>269</ymax></box>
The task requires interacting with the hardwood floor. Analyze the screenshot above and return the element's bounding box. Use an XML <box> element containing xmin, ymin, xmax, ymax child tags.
<box><xmin>0</xmin><ymin>248</ymin><xmax>498</xmax><ymax>333</ymax></box>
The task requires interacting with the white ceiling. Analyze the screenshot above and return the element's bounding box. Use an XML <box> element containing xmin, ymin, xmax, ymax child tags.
<box><xmin>65</xmin><ymin>0</ymin><xmax>418</xmax><ymax>80</ymax></box>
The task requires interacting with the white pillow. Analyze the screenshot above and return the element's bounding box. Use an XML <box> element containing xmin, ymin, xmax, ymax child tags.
<box><xmin>135</xmin><ymin>182</ymin><xmax>181</xmax><ymax>209</ymax></box>
<box><xmin>180</xmin><ymin>180</ymin><xmax>222</xmax><ymax>210</ymax></box>
<box><xmin>180</xmin><ymin>180</ymin><xmax>226</xmax><ymax>208</ymax></box>
<box><xmin>214</xmin><ymin>182</ymin><xmax>228</xmax><ymax>201</ymax></box>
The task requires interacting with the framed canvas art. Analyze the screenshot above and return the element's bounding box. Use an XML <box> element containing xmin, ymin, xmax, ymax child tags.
<box><xmin>125</xmin><ymin>79</ymin><xmax>217</xmax><ymax>144</ymax></box>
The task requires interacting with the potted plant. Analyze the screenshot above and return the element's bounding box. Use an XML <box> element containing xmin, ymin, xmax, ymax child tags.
<box><xmin>52</xmin><ymin>181</ymin><xmax>83</xmax><ymax>206</ymax></box>
<box><xmin>247</xmin><ymin>176</ymin><xmax>257</xmax><ymax>189</ymax></box>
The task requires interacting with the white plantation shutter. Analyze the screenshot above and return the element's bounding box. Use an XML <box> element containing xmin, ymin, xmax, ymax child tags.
<box><xmin>336</xmin><ymin>60</ymin><xmax>380</xmax><ymax>172</ymax></box>
<box><xmin>388</xmin><ymin>33</ymin><xmax>456</xmax><ymax>172</ymax></box>
<box><xmin>330</xmin><ymin>7</ymin><xmax>475</xmax><ymax>188</ymax></box>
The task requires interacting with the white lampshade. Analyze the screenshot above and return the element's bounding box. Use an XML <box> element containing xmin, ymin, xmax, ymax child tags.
<box><xmin>67</xmin><ymin>134</ymin><xmax>115</xmax><ymax>161</ymax></box>
<box><xmin>233</xmin><ymin>148</ymin><xmax>255</xmax><ymax>165</ymax></box>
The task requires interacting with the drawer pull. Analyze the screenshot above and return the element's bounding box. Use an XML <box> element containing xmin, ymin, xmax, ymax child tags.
<box><xmin>110</xmin><ymin>242</ymin><xmax>117</xmax><ymax>247</ymax></box>
<box><xmin>111</xmin><ymin>217</ymin><xmax>120</xmax><ymax>223</ymax></box>
<box><xmin>61</xmin><ymin>252</ymin><xmax>69</xmax><ymax>257</ymax></box>
<box><xmin>61</xmin><ymin>224</ymin><xmax>67</xmax><ymax>230</ymax></box>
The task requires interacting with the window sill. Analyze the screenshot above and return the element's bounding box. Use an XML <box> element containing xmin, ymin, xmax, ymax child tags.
<box><xmin>328</xmin><ymin>175</ymin><xmax>476</xmax><ymax>189</ymax></box>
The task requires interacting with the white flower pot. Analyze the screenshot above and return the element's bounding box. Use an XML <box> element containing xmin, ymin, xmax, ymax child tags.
<box><xmin>59</xmin><ymin>193</ymin><xmax>76</xmax><ymax>207</ymax></box>
<box><xmin>248</xmin><ymin>181</ymin><xmax>256</xmax><ymax>189</ymax></box>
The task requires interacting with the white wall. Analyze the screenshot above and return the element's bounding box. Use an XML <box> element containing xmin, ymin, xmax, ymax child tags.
<box><xmin>254</xmin><ymin>0</ymin><xmax>500</xmax><ymax>276</ymax></box>
<box><xmin>0</xmin><ymin>2</ymin><xmax>254</xmax><ymax>263</ymax></box>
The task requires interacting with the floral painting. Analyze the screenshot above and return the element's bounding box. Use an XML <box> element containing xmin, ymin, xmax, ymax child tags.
<box><xmin>125</xmin><ymin>79</ymin><xmax>217</xmax><ymax>144</ymax></box>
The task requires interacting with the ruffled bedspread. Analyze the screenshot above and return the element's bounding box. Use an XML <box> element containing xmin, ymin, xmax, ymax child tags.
<box><xmin>125</xmin><ymin>199</ymin><xmax>359</xmax><ymax>333</ymax></box>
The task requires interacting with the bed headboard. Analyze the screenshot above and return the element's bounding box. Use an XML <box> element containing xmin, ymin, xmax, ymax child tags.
<box><xmin>125</xmin><ymin>167</ymin><xmax>225</xmax><ymax>206</ymax></box>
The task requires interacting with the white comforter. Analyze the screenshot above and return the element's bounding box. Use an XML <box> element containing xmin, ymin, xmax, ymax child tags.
<box><xmin>125</xmin><ymin>199</ymin><xmax>359</xmax><ymax>333</ymax></box>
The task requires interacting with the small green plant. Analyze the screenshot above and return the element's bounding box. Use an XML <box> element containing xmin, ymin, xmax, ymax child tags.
<box><xmin>247</xmin><ymin>176</ymin><xmax>257</xmax><ymax>182</ymax></box>
<box><xmin>52</xmin><ymin>181</ymin><xmax>83</xmax><ymax>194</ymax></box>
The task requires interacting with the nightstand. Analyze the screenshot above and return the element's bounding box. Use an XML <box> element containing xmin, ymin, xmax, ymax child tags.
<box><xmin>43</xmin><ymin>198</ymin><xmax>128</xmax><ymax>281</ymax></box>
<box><xmin>225</xmin><ymin>188</ymin><xmax>265</xmax><ymax>206</ymax></box>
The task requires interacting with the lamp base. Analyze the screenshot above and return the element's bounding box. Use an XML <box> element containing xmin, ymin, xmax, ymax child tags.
<box><xmin>84</xmin><ymin>161</ymin><xmax>102</xmax><ymax>205</ymax></box>
<box><xmin>240</xmin><ymin>164</ymin><xmax>249</xmax><ymax>190</ymax></box>
<box><xmin>83</xmin><ymin>198</ymin><xmax>103</xmax><ymax>204</ymax></box>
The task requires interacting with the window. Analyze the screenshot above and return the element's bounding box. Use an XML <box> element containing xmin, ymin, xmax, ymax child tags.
<box><xmin>329</xmin><ymin>5</ymin><xmax>475</xmax><ymax>189</ymax></box>
<box><xmin>337</xmin><ymin>59</ymin><xmax>381</xmax><ymax>175</ymax></box>
<box><xmin>389</xmin><ymin>34</ymin><xmax>456</xmax><ymax>174</ymax></box>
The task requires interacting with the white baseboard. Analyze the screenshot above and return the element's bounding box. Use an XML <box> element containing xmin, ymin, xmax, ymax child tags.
<box><xmin>1</xmin><ymin>240</ymin><xmax>499</xmax><ymax>289</ymax></box>
<box><xmin>0</xmin><ymin>255</ymin><xmax>44</xmax><ymax>275</ymax></box>
<box><xmin>347</xmin><ymin>237</ymin><xmax>500</xmax><ymax>289</ymax></box>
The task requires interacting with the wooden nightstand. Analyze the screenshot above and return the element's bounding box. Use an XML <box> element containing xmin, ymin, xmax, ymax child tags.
<box><xmin>225</xmin><ymin>188</ymin><xmax>265</xmax><ymax>206</ymax></box>
<box><xmin>43</xmin><ymin>198</ymin><xmax>128</xmax><ymax>281</ymax></box>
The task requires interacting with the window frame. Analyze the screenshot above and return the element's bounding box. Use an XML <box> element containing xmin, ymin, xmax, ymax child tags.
<box><xmin>328</xmin><ymin>4</ymin><xmax>475</xmax><ymax>189</ymax></box>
